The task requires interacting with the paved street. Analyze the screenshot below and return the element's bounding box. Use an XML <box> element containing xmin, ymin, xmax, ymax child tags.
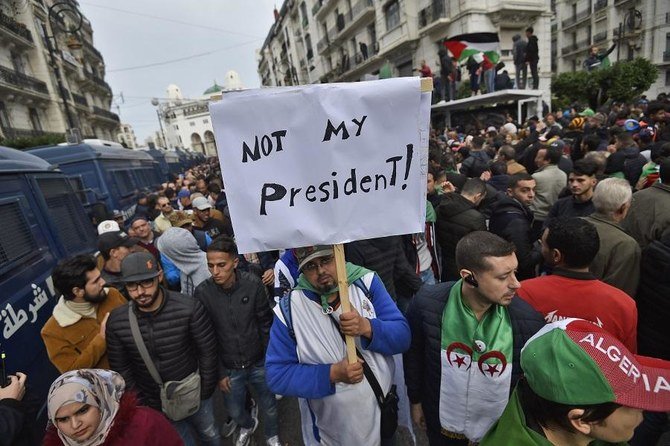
<box><xmin>212</xmin><ymin>392</ymin><xmax>429</xmax><ymax>445</ymax></box>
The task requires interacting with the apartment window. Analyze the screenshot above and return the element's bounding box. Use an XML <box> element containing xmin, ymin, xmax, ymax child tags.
<box><xmin>10</xmin><ymin>52</ymin><xmax>24</xmax><ymax>74</ymax></box>
<box><xmin>203</xmin><ymin>119</ymin><xmax>209</xmax><ymax>124</ymax></box>
<box><xmin>666</xmin><ymin>70</ymin><xmax>670</xmax><ymax>86</ymax></box>
<box><xmin>305</xmin><ymin>33</ymin><xmax>313</xmax><ymax>59</ymax></box>
<box><xmin>300</xmin><ymin>2</ymin><xmax>309</xmax><ymax>27</ymax></box>
<box><xmin>29</xmin><ymin>108</ymin><xmax>42</xmax><ymax>131</ymax></box>
<box><xmin>173</xmin><ymin>125</ymin><xmax>179</xmax><ymax>130</ymax></box>
<box><xmin>190</xmin><ymin>122</ymin><xmax>195</xmax><ymax>126</ymax></box>
<box><xmin>0</xmin><ymin>102</ymin><xmax>10</xmax><ymax>129</ymax></box>
<box><xmin>385</xmin><ymin>1</ymin><xmax>400</xmax><ymax>31</ymax></box>
<box><xmin>178</xmin><ymin>136</ymin><xmax>182</xmax><ymax>143</ymax></box>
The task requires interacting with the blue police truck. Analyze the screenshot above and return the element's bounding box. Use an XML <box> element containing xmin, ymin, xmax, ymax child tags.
<box><xmin>0</xmin><ymin>146</ymin><xmax>98</xmax><ymax>433</ymax></box>
<box><xmin>29</xmin><ymin>140</ymin><xmax>163</xmax><ymax>223</ymax></box>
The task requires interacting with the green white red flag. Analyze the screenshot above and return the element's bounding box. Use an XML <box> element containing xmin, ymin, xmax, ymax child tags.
<box><xmin>444</xmin><ymin>32</ymin><xmax>501</xmax><ymax>64</ymax></box>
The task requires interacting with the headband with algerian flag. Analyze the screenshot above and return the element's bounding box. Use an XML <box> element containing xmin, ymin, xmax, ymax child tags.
<box><xmin>444</xmin><ymin>32</ymin><xmax>501</xmax><ymax>65</ymax></box>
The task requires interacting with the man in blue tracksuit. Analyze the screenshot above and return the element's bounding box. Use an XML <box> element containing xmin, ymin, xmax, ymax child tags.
<box><xmin>266</xmin><ymin>245</ymin><xmax>410</xmax><ymax>445</ymax></box>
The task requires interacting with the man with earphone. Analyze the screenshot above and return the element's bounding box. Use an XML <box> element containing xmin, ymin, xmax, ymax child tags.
<box><xmin>404</xmin><ymin>231</ymin><xmax>545</xmax><ymax>446</ymax></box>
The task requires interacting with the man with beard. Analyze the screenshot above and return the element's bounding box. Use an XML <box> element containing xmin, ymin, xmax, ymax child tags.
<box><xmin>266</xmin><ymin>245</ymin><xmax>410</xmax><ymax>445</ymax></box>
<box><xmin>41</xmin><ymin>255</ymin><xmax>126</xmax><ymax>373</ymax></box>
<box><xmin>106</xmin><ymin>252</ymin><xmax>219</xmax><ymax>445</ymax></box>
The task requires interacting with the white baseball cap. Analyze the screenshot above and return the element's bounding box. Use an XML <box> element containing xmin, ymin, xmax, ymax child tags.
<box><xmin>97</xmin><ymin>220</ymin><xmax>120</xmax><ymax>235</ymax></box>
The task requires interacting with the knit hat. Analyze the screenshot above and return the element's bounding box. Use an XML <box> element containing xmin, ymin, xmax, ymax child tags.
<box><xmin>294</xmin><ymin>245</ymin><xmax>334</xmax><ymax>270</ymax></box>
<box><xmin>568</xmin><ymin>117</ymin><xmax>586</xmax><ymax>130</ymax></box>
<box><xmin>121</xmin><ymin>252</ymin><xmax>160</xmax><ymax>283</ymax></box>
<box><xmin>521</xmin><ymin>319</ymin><xmax>670</xmax><ymax>411</ymax></box>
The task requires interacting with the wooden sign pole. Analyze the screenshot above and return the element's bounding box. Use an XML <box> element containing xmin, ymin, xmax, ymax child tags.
<box><xmin>333</xmin><ymin>243</ymin><xmax>357</xmax><ymax>364</ymax></box>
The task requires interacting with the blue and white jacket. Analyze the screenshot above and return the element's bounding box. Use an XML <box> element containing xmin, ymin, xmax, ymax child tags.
<box><xmin>266</xmin><ymin>271</ymin><xmax>410</xmax><ymax>445</ymax></box>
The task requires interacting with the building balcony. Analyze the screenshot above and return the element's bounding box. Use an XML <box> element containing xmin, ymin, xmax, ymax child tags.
<box><xmin>0</xmin><ymin>11</ymin><xmax>34</xmax><ymax>48</ymax></box>
<box><xmin>594</xmin><ymin>0</ymin><xmax>608</xmax><ymax>12</ymax></box>
<box><xmin>563</xmin><ymin>9</ymin><xmax>591</xmax><ymax>29</ymax></box>
<box><xmin>82</xmin><ymin>40</ymin><xmax>103</xmax><ymax>61</ymax></box>
<box><xmin>92</xmin><ymin>106</ymin><xmax>120</xmax><ymax>123</ymax></box>
<box><xmin>72</xmin><ymin>92</ymin><xmax>88</xmax><ymax>107</ymax></box>
<box><xmin>183</xmin><ymin>103</ymin><xmax>208</xmax><ymax>117</ymax></box>
<box><xmin>1</xmin><ymin>127</ymin><xmax>63</xmax><ymax>140</ymax></box>
<box><xmin>327</xmin><ymin>0</ymin><xmax>375</xmax><ymax>46</ymax></box>
<box><xmin>315</xmin><ymin>0</ymin><xmax>335</xmax><ymax>21</ymax></box>
<box><xmin>418</xmin><ymin>0</ymin><xmax>450</xmax><ymax>35</ymax></box>
<box><xmin>0</xmin><ymin>65</ymin><xmax>49</xmax><ymax>98</ymax></box>
<box><xmin>80</xmin><ymin>70</ymin><xmax>112</xmax><ymax>95</ymax></box>
<box><xmin>317</xmin><ymin>34</ymin><xmax>330</xmax><ymax>54</ymax></box>
<box><xmin>593</xmin><ymin>31</ymin><xmax>607</xmax><ymax>43</ymax></box>
<box><xmin>561</xmin><ymin>39</ymin><xmax>590</xmax><ymax>56</ymax></box>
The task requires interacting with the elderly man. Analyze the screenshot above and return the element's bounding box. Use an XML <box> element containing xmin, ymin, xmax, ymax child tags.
<box><xmin>266</xmin><ymin>245</ymin><xmax>410</xmax><ymax>445</ymax></box>
<box><xmin>404</xmin><ymin>231</ymin><xmax>544</xmax><ymax>445</ymax></box>
<box><xmin>154</xmin><ymin>196</ymin><xmax>175</xmax><ymax>234</ymax></box>
<box><xmin>585</xmin><ymin>177</ymin><xmax>641</xmax><ymax>298</ymax></box>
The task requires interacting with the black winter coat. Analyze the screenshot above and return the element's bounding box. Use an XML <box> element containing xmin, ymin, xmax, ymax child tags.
<box><xmin>637</xmin><ymin>234</ymin><xmax>670</xmax><ymax>360</ymax></box>
<box><xmin>345</xmin><ymin>236</ymin><xmax>422</xmax><ymax>301</ymax></box>
<box><xmin>403</xmin><ymin>281</ymin><xmax>544</xmax><ymax>435</ymax></box>
<box><xmin>489</xmin><ymin>197</ymin><xmax>542</xmax><ymax>280</ymax></box>
<box><xmin>194</xmin><ymin>271</ymin><xmax>273</xmax><ymax>373</ymax></box>
<box><xmin>106</xmin><ymin>288</ymin><xmax>218</xmax><ymax>411</ymax></box>
<box><xmin>435</xmin><ymin>193</ymin><xmax>487</xmax><ymax>281</ymax></box>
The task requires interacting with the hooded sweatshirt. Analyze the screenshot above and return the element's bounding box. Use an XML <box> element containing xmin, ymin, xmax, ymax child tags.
<box><xmin>156</xmin><ymin>227</ymin><xmax>210</xmax><ymax>295</ymax></box>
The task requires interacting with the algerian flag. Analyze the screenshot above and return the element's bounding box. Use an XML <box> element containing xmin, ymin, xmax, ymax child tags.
<box><xmin>444</xmin><ymin>33</ymin><xmax>501</xmax><ymax>64</ymax></box>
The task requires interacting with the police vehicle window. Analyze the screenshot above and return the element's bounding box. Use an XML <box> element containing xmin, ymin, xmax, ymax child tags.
<box><xmin>111</xmin><ymin>170</ymin><xmax>135</xmax><ymax>197</ymax></box>
<box><xmin>67</xmin><ymin>176</ymin><xmax>89</xmax><ymax>205</ymax></box>
<box><xmin>0</xmin><ymin>200</ymin><xmax>37</xmax><ymax>270</ymax></box>
<box><xmin>36</xmin><ymin>178</ymin><xmax>96</xmax><ymax>256</ymax></box>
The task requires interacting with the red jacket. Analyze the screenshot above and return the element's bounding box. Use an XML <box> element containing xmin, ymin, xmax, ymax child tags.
<box><xmin>518</xmin><ymin>268</ymin><xmax>638</xmax><ymax>353</ymax></box>
<box><xmin>43</xmin><ymin>392</ymin><xmax>183</xmax><ymax>446</ymax></box>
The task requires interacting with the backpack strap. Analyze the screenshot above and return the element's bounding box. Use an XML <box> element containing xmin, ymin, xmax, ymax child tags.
<box><xmin>352</xmin><ymin>277</ymin><xmax>372</xmax><ymax>301</ymax></box>
<box><xmin>278</xmin><ymin>294</ymin><xmax>295</xmax><ymax>340</ymax></box>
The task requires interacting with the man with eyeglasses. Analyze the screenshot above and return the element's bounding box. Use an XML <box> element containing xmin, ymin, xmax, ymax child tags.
<box><xmin>265</xmin><ymin>245</ymin><xmax>410</xmax><ymax>445</ymax></box>
<box><xmin>154</xmin><ymin>196</ymin><xmax>175</xmax><ymax>234</ymax></box>
<box><xmin>105</xmin><ymin>252</ymin><xmax>220</xmax><ymax>445</ymax></box>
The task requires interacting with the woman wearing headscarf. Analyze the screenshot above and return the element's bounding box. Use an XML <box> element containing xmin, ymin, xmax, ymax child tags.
<box><xmin>43</xmin><ymin>369</ymin><xmax>183</xmax><ymax>446</ymax></box>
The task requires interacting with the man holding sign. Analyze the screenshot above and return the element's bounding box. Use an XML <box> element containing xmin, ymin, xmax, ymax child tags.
<box><xmin>265</xmin><ymin>245</ymin><xmax>410</xmax><ymax>445</ymax></box>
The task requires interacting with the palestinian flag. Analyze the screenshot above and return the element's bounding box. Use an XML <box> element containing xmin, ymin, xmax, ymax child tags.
<box><xmin>444</xmin><ymin>33</ymin><xmax>501</xmax><ymax>64</ymax></box>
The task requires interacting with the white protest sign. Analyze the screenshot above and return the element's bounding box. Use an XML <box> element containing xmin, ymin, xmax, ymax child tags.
<box><xmin>210</xmin><ymin>77</ymin><xmax>430</xmax><ymax>254</ymax></box>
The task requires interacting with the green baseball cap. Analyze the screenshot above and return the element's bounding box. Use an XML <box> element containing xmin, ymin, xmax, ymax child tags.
<box><xmin>521</xmin><ymin>319</ymin><xmax>670</xmax><ymax>412</ymax></box>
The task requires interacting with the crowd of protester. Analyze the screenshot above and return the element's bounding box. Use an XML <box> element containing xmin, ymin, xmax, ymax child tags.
<box><xmin>2</xmin><ymin>93</ymin><xmax>670</xmax><ymax>446</ymax></box>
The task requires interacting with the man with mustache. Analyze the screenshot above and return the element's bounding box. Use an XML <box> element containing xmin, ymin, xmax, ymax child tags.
<box><xmin>266</xmin><ymin>245</ymin><xmax>410</xmax><ymax>445</ymax></box>
<box><xmin>41</xmin><ymin>255</ymin><xmax>126</xmax><ymax>373</ymax></box>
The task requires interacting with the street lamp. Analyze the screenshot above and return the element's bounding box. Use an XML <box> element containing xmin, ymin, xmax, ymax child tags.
<box><xmin>151</xmin><ymin>98</ymin><xmax>168</xmax><ymax>149</ymax></box>
<box><xmin>44</xmin><ymin>2</ymin><xmax>82</xmax><ymax>142</ymax></box>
